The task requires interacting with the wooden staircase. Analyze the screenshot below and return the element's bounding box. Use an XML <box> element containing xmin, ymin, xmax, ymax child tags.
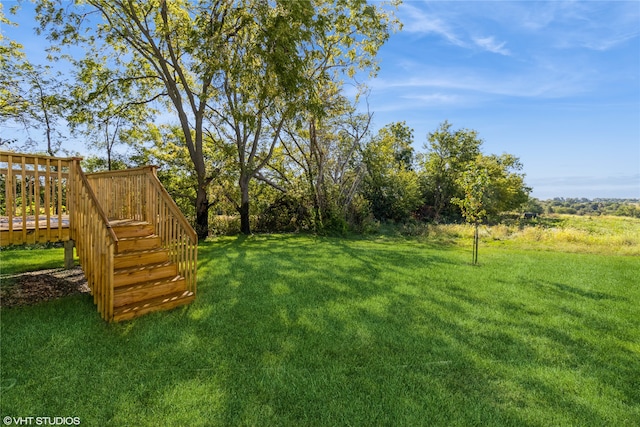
<box><xmin>110</xmin><ymin>220</ymin><xmax>195</xmax><ymax>322</ymax></box>
<box><xmin>1</xmin><ymin>152</ymin><xmax>197</xmax><ymax>322</ymax></box>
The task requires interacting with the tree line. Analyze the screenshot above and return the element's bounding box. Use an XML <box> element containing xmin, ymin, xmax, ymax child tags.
<box><xmin>526</xmin><ymin>198</ymin><xmax>640</xmax><ymax>219</ymax></box>
<box><xmin>1</xmin><ymin>1</ymin><xmax>531</xmax><ymax>237</ymax></box>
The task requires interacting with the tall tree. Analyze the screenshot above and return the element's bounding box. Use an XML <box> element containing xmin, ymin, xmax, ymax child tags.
<box><xmin>36</xmin><ymin>0</ymin><xmax>398</xmax><ymax>236</ymax></box>
<box><xmin>362</xmin><ymin>121</ymin><xmax>421</xmax><ymax>222</ymax></box>
<box><xmin>68</xmin><ymin>58</ymin><xmax>156</xmax><ymax>170</ymax></box>
<box><xmin>36</xmin><ymin>0</ymin><xmax>251</xmax><ymax>238</ymax></box>
<box><xmin>1</xmin><ymin>5</ymin><xmax>67</xmax><ymax>153</ymax></box>
<box><xmin>421</xmin><ymin>121</ymin><xmax>483</xmax><ymax>221</ymax></box>
<box><xmin>210</xmin><ymin>0</ymin><xmax>398</xmax><ymax>234</ymax></box>
<box><xmin>280</xmin><ymin>90</ymin><xmax>373</xmax><ymax>232</ymax></box>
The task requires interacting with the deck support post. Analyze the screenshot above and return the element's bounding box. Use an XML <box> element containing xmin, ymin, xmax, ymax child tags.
<box><xmin>64</xmin><ymin>240</ymin><xmax>75</xmax><ymax>269</ymax></box>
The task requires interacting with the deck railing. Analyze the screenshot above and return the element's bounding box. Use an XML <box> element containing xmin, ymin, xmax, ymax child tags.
<box><xmin>0</xmin><ymin>152</ymin><xmax>74</xmax><ymax>245</ymax></box>
<box><xmin>1</xmin><ymin>152</ymin><xmax>196</xmax><ymax>319</ymax></box>
<box><xmin>70</xmin><ymin>163</ymin><xmax>117</xmax><ymax>320</ymax></box>
<box><xmin>86</xmin><ymin>167</ymin><xmax>197</xmax><ymax>293</ymax></box>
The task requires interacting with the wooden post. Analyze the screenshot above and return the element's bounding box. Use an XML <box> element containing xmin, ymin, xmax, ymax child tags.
<box><xmin>64</xmin><ymin>239</ymin><xmax>75</xmax><ymax>269</ymax></box>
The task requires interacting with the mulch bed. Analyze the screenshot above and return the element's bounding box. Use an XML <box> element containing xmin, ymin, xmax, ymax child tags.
<box><xmin>0</xmin><ymin>267</ymin><xmax>91</xmax><ymax>308</ymax></box>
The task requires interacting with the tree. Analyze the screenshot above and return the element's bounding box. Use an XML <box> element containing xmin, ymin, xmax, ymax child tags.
<box><xmin>209</xmin><ymin>0</ymin><xmax>398</xmax><ymax>234</ymax></box>
<box><xmin>420</xmin><ymin>122</ymin><xmax>530</xmax><ymax>223</ymax></box>
<box><xmin>451</xmin><ymin>164</ymin><xmax>489</xmax><ymax>265</ymax></box>
<box><xmin>421</xmin><ymin>121</ymin><xmax>482</xmax><ymax>221</ymax></box>
<box><xmin>477</xmin><ymin>153</ymin><xmax>530</xmax><ymax>221</ymax></box>
<box><xmin>0</xmin><ymin>3</ymin><xmax>28</xmax><ymax>144</ymax></box>
<box><xmin>36</xmin><ymin>0</ymin><xmax>398</xmax><ymax>236</ymax></box>
<box><xmin>280</xmin><ymin>91</ymin><xmax>373</xmax><ymax>232</ymax></box>
<box><xmin>24</xmin><ymin>64</ymin><xmax>68</xmax><ymax>155</ymax></box>
<box><xmin>68</xmin><ymin>57</ymin><xmax>156</xmax><ymax>170</ymax></box>
<box><xmin>362</xmin><ymin>121</ymin><xmax>421</xmax><ymax>222</ymax></box>
<box><xmin>36</xmin><ymin>0</ymin><xmax>229</xmax><ymax>237</ymax></box>
<box><xmin>1</xmin><ymin>5</ymin><xmax>67</xmax><ymax>154</ymax></box>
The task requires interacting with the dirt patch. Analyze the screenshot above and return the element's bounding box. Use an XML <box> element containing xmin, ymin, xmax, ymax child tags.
<box><xmin>0</xmin><ymin>267</ymin><xmax>91</xmax><ymax>308</ymax></box>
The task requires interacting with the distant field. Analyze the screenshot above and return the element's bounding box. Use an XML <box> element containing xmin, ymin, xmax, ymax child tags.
<box><xmin>410</xmin><ymin>214</ymin><xmax>640</xmax><ymax>256</ymax></box>
<box><xmin>1</xmin><ymin>216</ymin><xmax>638</xmax><ymax>425</ymax></box>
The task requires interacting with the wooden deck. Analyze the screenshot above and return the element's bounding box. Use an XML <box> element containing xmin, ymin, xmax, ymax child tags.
<box><xmin>0</xmin><ymin>214</ymin><xmax>70</xmax><ymax>230</ymax></box>
<box><xmin>0</xmin><ymin>215</ymin><xmax>70</xmax><ymax>245</ymax></box>
<box><xmin>1</xmin><ymin>151</ymin><xmax>197</xmax><ymax>321</ymax></box>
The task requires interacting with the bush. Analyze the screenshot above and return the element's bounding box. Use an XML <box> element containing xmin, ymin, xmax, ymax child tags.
<box><xmin>255</xmin><ymin>195</ymin><xmax>312</xmax><ymax>233</ymax></box>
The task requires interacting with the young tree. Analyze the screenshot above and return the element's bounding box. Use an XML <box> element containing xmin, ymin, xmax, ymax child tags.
<box><xmin>451</xmin><ymin>164</ymin><xmax>489</xmax><ymax>265</ymax></box>
<box><xmin>477</xmin><ymin>153</ymin><xmax>530</xmax><ymax>220</ymax></box>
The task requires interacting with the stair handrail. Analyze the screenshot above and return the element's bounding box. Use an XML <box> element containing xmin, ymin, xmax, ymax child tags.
<box><xmin>145</xmin><ymin>167</ymin><xmax>198</xmax><ymax>294</ymax></box>
<box><xmin>71</xmin><ymin>160</ymin><xmax>118</xmax><ymax>320</ymax></box>
<box><xmin>84</xmin><ymin>166</ymin><xmax>197</xmax><ymax>294</ymax></box>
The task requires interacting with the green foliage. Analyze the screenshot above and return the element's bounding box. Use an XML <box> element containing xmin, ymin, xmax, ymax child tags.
<box><xmin>0</xmin><ymin>5</ymin><xmax>67</xmax><ymax>154</ymax></box>
<box><xmin>451</xmin><ymin>164</ymin><xmax>489</xmax><ymax>264</ymax></box>
<box><xmin>81</xmin><ymin>155</ymin><xmax>131</xmax><ymax>173</ymax></box>
<box><xmin>421</xmin><ymin>121</ymin><xmax>483</xmax><ymax>221</ymax></box>
<box><xmin>67</xmin><ymin>53</ymin><xmax>156</xmax><ymax>169</ymax></box>
<box><xmin>539</xmin><ymin>198</ymin><xmax>640</xmax><ymax>218</ymax></box>
<box><xmin>279</xmin><ymin>89</ymin><xmax>375</xmax><ymax>234</ymax></box>
<box><xmin>363</xmin><ymin>122</ymin><xmax>422</xmax><ymax>222</ymax></box>
<box><xmin>451</xmin><ymin>163</ymin><xmax>489</xmax><ymax>225</ymax></box>
<box><xmin>420</xmin><ymin>121</ymin><xmax>530</xmax><ymax>223</ymax></box>
<box><xmin>130</xmin><ymin>124</ymin><xmax>229</xmax><ymax>223</ymax></box>
<box><xmin>33</xmin><ymin>0</ymin><xmax>399</xmax><ymax>236</ymax></box>
<box><xmin>0</xmin><ymin>4</ymin><xmax>28</xmax><ymax>131</ymax></box>
<box><xmin>478</xmin><ymin>153</ymin><xmax>530</xmax><ymax>220</ymax></box>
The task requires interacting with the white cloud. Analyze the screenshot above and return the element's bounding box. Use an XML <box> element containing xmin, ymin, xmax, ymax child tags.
<box><xmin>370</xmin><ymin>66</ymin><xmax>587</xmax><ymax>100</ymax></box>
<box><xmin>399</xmin><ymin>3</ymin><xmax>466</xmax><ymax>47</ymax></box>
<box><xmin>473</xmin><ymin>36</ymin><xmax>510</xmax><ymax>56</ymax></box>
<box><xmin>400</xmin><ymin>3</ymin><xmax>512</xmax><ymax>56</ymax></box>
<box><xmin>505</xmin><ymin>0</ymin><xmax>640</xmax><ymax>51</ymax></box>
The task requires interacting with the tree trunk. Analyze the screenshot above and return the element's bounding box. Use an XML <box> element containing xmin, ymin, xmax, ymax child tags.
<box><xmin>194</xmin><ymin>183</ymin><xmax>209</xmax><ymax>240</ymax></box>
<box><xmin>239</xmin><ymin>174</ymin><xmax>251</xmax><ymax>235</ymax></box>
<box><xmin>473</xmin><ymin>222</ymin><xmax>479</xmax><ymax>265</ymax></box>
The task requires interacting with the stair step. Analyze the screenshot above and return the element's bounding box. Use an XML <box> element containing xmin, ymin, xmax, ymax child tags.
<box><xmin>111</xmin><ymin>221</ymin><xmax>155</xmax><ymax>239</ymax></box>
<box><xmin>117</xmin><ymin>235</ymin><xmax>162</xmax><ymax>253</ymax></box>
<box><xmin>114</xmin><ymin>248</ymin><xmax>169</xmax><ymax>269</ymax></box>
<box><xmin>113</xmin><ymin>275</ymin><xmax>186</xmax><ymax>307</ymax></box>
<box><xmin>114</xmin><ymin>261</ymin><xmax>178</xmax><ymax>287</ymax></box>
<box><xmin>112</xmin><ymin>290</ymin><xmax>195</xmax><ymax>322</ymax></box>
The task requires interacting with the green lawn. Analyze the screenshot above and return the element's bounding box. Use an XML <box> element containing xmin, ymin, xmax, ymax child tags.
<box><xmin>1</xmin><ymin>233</ymin><xmax>639</xmax><ymax>426</ymax></box>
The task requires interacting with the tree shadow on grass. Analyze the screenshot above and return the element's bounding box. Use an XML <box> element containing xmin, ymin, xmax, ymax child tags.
<box><xmin>1</xmin><ymin>236</ymin><xmax>638</xmax><ymax>425</ymax></box>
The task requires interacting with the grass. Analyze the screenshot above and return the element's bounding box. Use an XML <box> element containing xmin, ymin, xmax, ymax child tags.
<box><xmin>1</xmin><ymin>223</ymin><xmax>639</xmax><ymax>426</ymax></box>
<box><xmin>0</xmin><ymin>245</ymin><xmax>72</xmax><ymax>275</ymax></box>
<box><xmin>407</xmin><ymin>214</ymin><xmax>640</xmax><ymax>256</ymax></box>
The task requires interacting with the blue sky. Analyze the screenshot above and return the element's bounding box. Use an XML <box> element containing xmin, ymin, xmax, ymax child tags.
<box><xmin>361</xmin><ymin>0</ymin><xmax>640</xmax><ymax>199</ymax></box>
<box><xmin>2</xmin><ymin>0</ymin><xmax>639</xmax><ymax>199</ymax></box>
